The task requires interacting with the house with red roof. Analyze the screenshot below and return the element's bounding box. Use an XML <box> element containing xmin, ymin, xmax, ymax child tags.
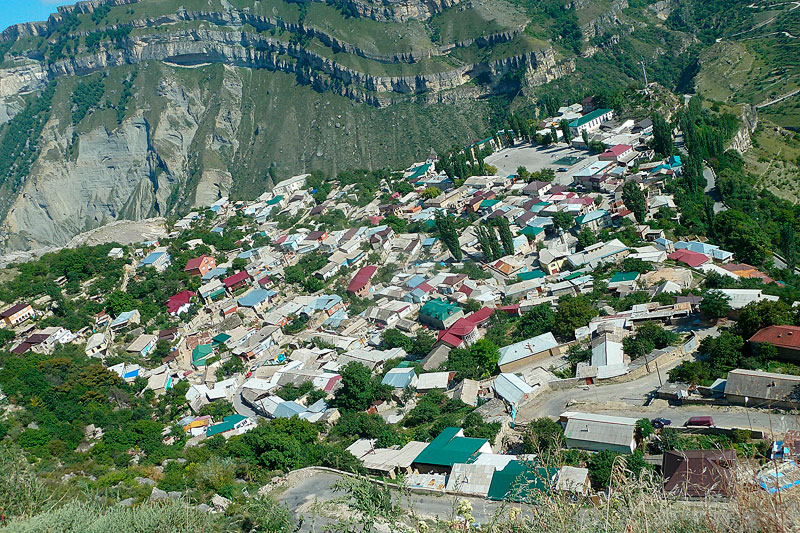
<box><xmin>184</xmin><ymin>255</ymin><xmax>216</xmax><ymax>277</ymax></box>
<box><xmin>437</xmin><ymin>317</ymin><xmax>480</xmax><ymax>348</ymax></box>
<box><xmin>668</xmin><ymin>249</ymin><xmax>710</xmax><ymax>268</ymax></box>
<box><xmin>749</xmin><ymin>325</ymin><xmax>800</xmax><ymax>361</ymax></box>
<box><xmin>223</xmin><ymin>271</ymin><xmax>251</xmax><ymax>292</ymax></box>
<box><xmin>167</xmin><ymin>290</ymin><xmax>195</xmax><ymax>316</ymax></box>
<box><xmin>598</xmin><ymin>144</ymin><xmax>633</xmax><ymax>163</ymax></box>
<box><xmin>347</xmin><ymin>266</ymin><xmax>378</xmax><ymax>298</ymax></box>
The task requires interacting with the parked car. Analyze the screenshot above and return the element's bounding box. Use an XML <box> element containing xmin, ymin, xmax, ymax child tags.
<box><xmin>245</xmin><ymin>371</ymin><xmax>253</xmax><ymax>379</ymax></box>
<box><xmin>651</xmin><ymin>417</ymin><xmax>672</xmax><ymax>429</ymax></box>
<box><xmin>684</xmin><ymin>416</ymin><xmax>715</xmax><ymax>427</ymax></box>
<box><xmin>557</xmin><ymin>167</ymin><xmax>569</xmax><ymax>172</ymax></box>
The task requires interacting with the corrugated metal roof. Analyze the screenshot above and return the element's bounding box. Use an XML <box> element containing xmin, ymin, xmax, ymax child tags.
<box><xmin>564</xmin><ymin>413</ymin><xmax>636</xmax><ymax>448</ymax></box>
<box><xmin>413</xmin><ymin>427</ymin><xmax>488</xmax><ymax>467</ymax></box>
<box><xmin>486</xmin><ymin>462</ymin><xmax>557</xmax><ymax>502</ymax></box>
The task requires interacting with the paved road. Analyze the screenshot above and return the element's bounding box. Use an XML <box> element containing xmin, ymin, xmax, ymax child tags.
<box><xmin>277</xmin><ymin>470</ymin><xmax>514</xmax><ymax>531</ymax></box>
<box><xmin>703</xmin><ymin>166</ymin><xmax>727</xmax><ymax>214</ymax></box>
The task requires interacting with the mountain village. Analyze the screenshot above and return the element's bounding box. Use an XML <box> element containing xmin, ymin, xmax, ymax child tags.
<box><xmin>2</xmin><ymin>98</ymin><xmax>800</xmax><ymax>514</ymax></box>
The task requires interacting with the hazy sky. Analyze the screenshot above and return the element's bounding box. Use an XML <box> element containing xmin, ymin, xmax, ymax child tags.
<box><xmin>1</xmin><ymin>1</ymin><xmax>71</xmax><ymax>33</ymax></box>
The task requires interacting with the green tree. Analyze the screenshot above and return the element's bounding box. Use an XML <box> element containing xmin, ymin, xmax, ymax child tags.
<box><xmin>554</xmin><ymin>296</ymin><xmax>598</xmax><ymax>340</ymax></box>
<box><xmin>421</xmin><ymin>186</ymin><xmax>441</xmax><ymax>199</ymax></box>
<box><xmin>560</xmin><ymin>120</ymin><xmax>571</xmax><ymax>144</ymax></box>
<box><xmin>736</xmin><ymin>300</ymin><xmax>792</xmax><ymax>339</ymax></box>
<box><xmin>380</xmin><ymin>329</ymin><xmax>413</xmax><ymax>352</ymax></box>
<box><xmin>231</xmin><ymin>258</ymin><xmax>248</xmax><ymax>271</ymax></box>
<box><xmin>713</xmin><ymin>210</ymin><xmax>771</xmax><ymax>266</ymax></box>
<box><xmin>651</xmin><ymin>113</ymin><xmax>673</xmax><ymax>157</ymax></box>
<box><xmin>105</xmin><ymin>290</ymin><xmax>137</xmax><ymax>316</ymax></box>
<box><xmin>516</xmin><ymin>166</ymin><xmax>531</xmax><ymax>181</ymax></box>
<box><xmin>434</xmin><ymin>212</ymin><xmax>463</xmax><ymax>262</ymax></box>
<box><xmin>494</xmin><ymin>217</ymin><xmax>514</xmax><ymax>256</ymax></box>
<box><xmin>622</xmin><ymin>180</ymin><xmax>647</xmax><ymax>223</ymax></box>
<box><xmin>552</xmin><ymin>211</ymin><xmax>574</xmax><ymax>231</ymax></box>
<box><xmin>588</xmin><ymin>450</ymin><xmax>618</xmax><ymax>489</ymax></box>
<box><xmin>635</xmin><ymin>418</ymin><xmax>654</xmax><ymax>440</ymax></box>
<box><xmin>522</xmin><ymin>417</ymin><xmax>563</xmax><ymax>455</ymax></box>
<box><xmin>484</xmin><ymin>223</ymin><xmax>502</xmax><ymax>260</ymax></box>
<box><xmin>463</xmin><ymin>299</ymin><xmax>482</xmax><ymax>314</ymax></box>
<box><xmin>516</xmin><ymin>304</ymin><xmax>556</xmax><ymax>339</ymax></box>
<box><xmin>577</xmin><ymin>228</ymin><xmax>598</xmax><ymax>251</ymax></box>
<box><xmin>700</xmin><ymin>289</ymin><xmax>731</xmax><ymax>320</ymax></box>
<box><xmin>334</xmin><ymin>362</ymin><xmax>390</xmax><ymax>412</ymax></box>
<box><xmin>475</xmin><ymin>224</ymin><xmax>495</xmax><ymax>261</ymax></box>
<box><xmin>445</xmin><ymin>339</ymin><xmax>500</xmax><ymax>379</ymax></box>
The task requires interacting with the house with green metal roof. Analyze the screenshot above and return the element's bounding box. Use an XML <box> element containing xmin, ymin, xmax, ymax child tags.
<box><xmin>517</xmin><ymin>269</ymin><xmax>545</xmax><ymax>282</ymax></box>
<box><xmin>192</xmin><ymin>344</ymin><xmax>214</xmax><ymax>367</ymax></box>
<box><xmin>487</xmin><ymin>462</ymin><xmax>558</xmax><ymax>502</ymax></box>
<box><xmin>206</xmin><ymin>414</ymin><xmax>249</xmax><ymax>437</ymax></box>
<box><xmin>608</xmin><ymin>271</ymin><xmax>640</xmax><ymax>291</ymax></box>
<box><xmin>412</xmin><ymin>427</ymin><xmax>492</xmax><ymax>473</ymax></box>
<box><xmin>418</xmin><ymin>299</ymin><xmax>463</xmax><ymax>330</ymax></box>
<box><xmin>520</xmin><ymin>226</ymin><xmax>545</xmax><ymax>240</ymax></box>
<box><xmin>569</xmin><ymin>109</ymin><xmax>614</xmax><ymax>137</ymax></box>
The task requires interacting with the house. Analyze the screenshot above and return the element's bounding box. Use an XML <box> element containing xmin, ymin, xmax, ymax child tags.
<box><xmin>717</xmin><ymin>288</ymin><xmax>779</xmax><ymax>310</ymax></box>
<box><xmin>206</xmin><ymin>414</ymin><xmax>254</xmax><ymax>439</ymax></box>
<box><xmin>138</xmin><ymin>249</ymin><xmax>172</xmax><ymax>271</ymax></box>
<box><xmin>347</xmin><ymin>266</ymin><xmax>378</xmax><ymax>298</ymax></box>
<box><xmin>607</xmin><ymin>271</ymin><xmax>639</xmax><ymax>291</ymax></box>
<box><xmin>724</xmin><ymin>368</ymin><xmax>800</xmax><ymax>410</ymax></box>
<box><xmin>555</xmin><ymin>466</ymin><xmax>591</xmax><ymax>496</ymax></box>
<box><xmin>381</xmin><ymin>367</ymin><xmax>418</xmax><ymax>390</ymax></box>
<box><xmin>590</xmin><ymin>332</ymin><xmax>627</xmax><ymax>379</ymax></box>
<box><xmin>418</xmin><ymin>299</ymin><xmax>463</xmax><ymax>330</ymax></box>
<box><xmin>107</xmin><ymin>247</ymin><xmax>124</xmax><ymax>259</ymax></box>
<box><xmin>663</xmin><ymin>450</ymin><xmax>737</xmax><ymax>498</ymax></box>
<box><xmin>721</xmin><ymin>263</ymin><xmax>775</xmax><ymax>284</ymax></box>
<box><xmin>198</xmin><ymin>278</ymin><xmax>226</xmax><ymax>302</ymax></box>
<box><xmin>569</xmin><ymin>108</ymin><xmax>614</xmax><ymax>137</ymax></box>
<box><xmin>237</xmin><ymin>289</ymin><xmax>274</xmax><ymax>313</ymax></box>
<box><xmin>416</xmin><ymin>371</ymin><xmax>453</xmax><ymax>392</ymax></box>
<box><xmin>487</xmin><ymin>462</ymin><xmax>558</xmax><ymax>503</ymax></box>
<box><xmin>668</xmin><ymin>249</ymin><xmax>710</xmax><ymax>268</ymax></box>
<box><xmin>184</xmin><ymin>255</ymin><xmax>216</xmax><ymax>277</ymax></box>
<box><xmin>223</xmin><ymin>271</ymin><xmax>251</xmax><ymax>292</ymax></box>
<box><xmin>538</xmin><ymin>248</ymin><xmax>570</xmax><ymax>276</ymax></box>
<box><xmin>271</xmin><ymin>173</ymin><xmax>309</xmax><ymax>196</ymax></box>
<box><xmin>85</xmin><ymin>330</ymin><xmax>112</xmax><ymax>357</ymax></box>
<box><xmin>347</xmin><ymin>439</ymin><xmax>428</xmax><ymax>479</ymax></box>
<box><xmin>412</xmin><ymin>427</ymin><xmax>492</xmax><ymax>474</ymax></box>
<box><xmin>0</xmin><ymin>303</ymin><xmax>34</xmax><ymax>327</ymax></box>
<box><xmin>166</xmin><ymin>290</ymin><xmax>194</xmax><ymax>316</ymax></box>
<box><xmin>675</xmin><ymin>241</ymin><xmax>734</xmax><ymax>262</ymax></box>
<box><xmin>598</xmin><ymin>144</ymin><xmax>633</xmax><ymax>163</ymax></box>
<box><xmin>564</xmin><ymin>412</ymin><xmax>637</xmax><ymax>453</ymax></box>
<box><xmin>498</xmin><ymin>332</ymin><xmax>560</xmax><ymax>373</ymax></box>
<box><xmin>110</xmin><ymin>309</ymin><xmax>141</xmax><ymax>331</ymax></box>
<box><xmin>749</xmin><ymin>326</ymin><xmax>800</xmax><ymax>362</ymax></box>
<box><xmin>574</xmin><ymin>209</ymin><xmax>611</xmax><ymax>232</ymax></box>
<box><xmin>494</xmin><ymin>373</ymin><xmax>535</xmax><ymax>410</ymax></box>
<box><xmin>126</xmin><ymin>333</ymin><xmax>157</xmax><ymax>357</ymax></box>
<box><xmin>522</xmin><ymin>180</ymin><xmax>553</xmax><ymax>198</ymax></box>
<box><xmin>436</xmin><ymin>317</ymin><xmax>480</xmax><ymax>348</ymax></box>
<box><xmin>568</xmin><ymin>239</ymin><xmax>629</xmax><ymax>270</ymax></box>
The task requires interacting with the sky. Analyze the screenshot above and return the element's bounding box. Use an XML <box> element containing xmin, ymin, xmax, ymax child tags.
<box><xmin>1</xmin><ymin>1</ymin><xmax>71</xmax><ymax>33</ymax></box>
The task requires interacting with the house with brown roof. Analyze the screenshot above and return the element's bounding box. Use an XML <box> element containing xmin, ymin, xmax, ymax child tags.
<box><xmin>223</xmin><ymin>271</ymin><xmax>251</xmax><ymax>292</ymax></box>
<box><xmin>0</xmin><ymin>303</ymin><xmax>34</xmax><ymax>327</ymax></box>
<box><xmin>749</xmin><ymin>326</ymin><xmax>800</xmax><ymax>362</ymax></box>
<box><xmin>663</xmin><ymin>449</ymin><xmax>737</xmax><ymax>498</ymax></box>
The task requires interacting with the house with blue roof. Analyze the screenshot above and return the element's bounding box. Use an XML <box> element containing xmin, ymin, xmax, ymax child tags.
<box><xmin>138</xmin><ymin>250</ymin><xmax>171</xmax><ymax>272</ymax></box>
<box><xmin>274</xmin><ymin>401</ymin><xmax>308</xmax><ymax>419</ymax></box>
<box><xmin>323</xmin><ymin>308</ymin><xmax>348</xmax><ymax>328</ymax></box>
<box><xmin>110</xmin><ymin>309</ymin><xmax>141</xmax><ymax>331</ymax></box>
<box><xmin>237</xmin><ymin>289</ymin><xmax>274</xmax><ymax>312</ymax></box>
<box><xmin>381</xmin><ymin>367</ymin><xmax>418</xmax><ymax>389</ymax></box>
<box><xmin>675</xmin><ymin>241</ymin><xmax>734</xmax><ymax>262</ymax></box>
<box><xmin>202</xmin><ymin>266</ymin><xmax>229</xmax><ymax>281</ymax></box>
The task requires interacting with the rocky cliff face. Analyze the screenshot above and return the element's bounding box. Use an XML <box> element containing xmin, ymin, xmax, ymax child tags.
<box><xmin>728</xmin><ymin>105</ymin><xmax>758</xmax><ymax>153</ymax></box>
<box><xmin>331</xmin><ymin>0</ymin><xmax>461</xmax><ymax>22</ymax></box>
<box><xmin>0</xmin><ymin>0</ymin><xmax>578</xmax><ymax>251</ymax></box>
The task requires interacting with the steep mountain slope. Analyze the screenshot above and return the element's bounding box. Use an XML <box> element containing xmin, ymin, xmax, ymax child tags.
<box><xmin>0</xmin><ymin>0</ymin><xmax>756</xmax><ymax>250</ymax></box>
